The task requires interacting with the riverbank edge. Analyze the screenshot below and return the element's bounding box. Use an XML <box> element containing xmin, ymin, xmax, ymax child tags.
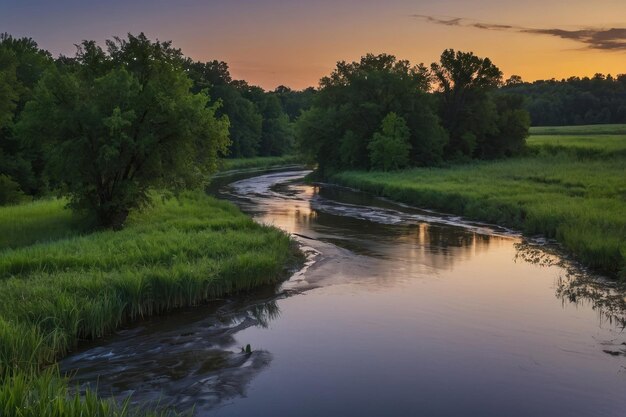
<box><xmin>0</xmin><ymin>192</ymin><xmax>304</xmax><ymax>416</ymax></box>
<box><xmin>324</xmin><ymin>172</ymin><xmax>624</xmax><ymax>281</ymax></box>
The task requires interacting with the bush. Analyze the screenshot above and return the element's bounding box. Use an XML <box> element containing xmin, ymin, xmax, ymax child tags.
<box><xmin>368</xmin><ymin>113</ymin><xmax>411</xmax><ymax>171</ymax></box>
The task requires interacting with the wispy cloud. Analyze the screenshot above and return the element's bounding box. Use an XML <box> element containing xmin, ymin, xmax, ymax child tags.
<box><xmin>411</xmin><ymin>14</ymin><xmax>626</xmax><ymax>51</ymax></box>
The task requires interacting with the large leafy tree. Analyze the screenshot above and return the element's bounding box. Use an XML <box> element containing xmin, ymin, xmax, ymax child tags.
<box><xmin>431</xmin><ymin>49</ymin><xmax>502</xmax><ymax>157</ymax></box>
<box><xmin>18</xmin><ymin>34</ymin><xmax>229</xmax><ymax>228</ymax></box>
<box><xmin>297</xmin><ymin>53</ymin><xmax>446</xmax><ymax>173</ymax></box>
<box><xmin>0</xmin><ymin>34</ymin><xmax>53</xmax><ymax>198</ymax></box>
<box><xmin>185</xmin><ymin>60</ymin><xmax>263</xmax><ymax>158</ymax></box>
<box><xmin>431</xmin><ymin>49</ymin><xmax>528</xmax><ymax>159</ymax></box>
<box><xmin>479</xmin><ymin>94</ymin><xmax>530</xmax><ymax>158</ymax></box>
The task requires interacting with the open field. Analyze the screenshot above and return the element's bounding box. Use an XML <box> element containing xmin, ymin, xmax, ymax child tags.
<box><xmin>0</xmin><ymin>191</ymin><xmax>296</xmax><ymax>416</ymax></box>
<box><xmin>527</xmin><ymin>135</ymin><xmax>626</xmax><ymax>158</ymax></box>
<box><xmin>329</xmin><ymin>126</ymin><xmax>626</xmax><ymax>279</ymax></box>
<box><xmin>530</xmin><ymin>124</ymin><xmax>626</xmax><ymax>136</ymax></box>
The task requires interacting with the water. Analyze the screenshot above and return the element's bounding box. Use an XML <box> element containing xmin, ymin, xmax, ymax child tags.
<box><xmin>61</xmin><ymin>169</ymin><xmax>626</xmax><ymax>417</ymax></box>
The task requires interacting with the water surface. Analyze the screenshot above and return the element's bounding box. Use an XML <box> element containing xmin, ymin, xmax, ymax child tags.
<box><xmin>62</xmin><ymin>169</ymin><xmax>626</xmax><ymax>417</ymax></box>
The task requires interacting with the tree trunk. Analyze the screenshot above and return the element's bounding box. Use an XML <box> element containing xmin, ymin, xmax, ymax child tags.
<box><xmin>97</xmin><ymin>208</ymin><xmax>130</xmax><ymax>230</ymax></box>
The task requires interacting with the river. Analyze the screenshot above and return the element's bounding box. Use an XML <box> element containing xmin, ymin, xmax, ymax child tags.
<box><xmin>61</xmin><ymin>168</ymin><xmax>626</xmax><ymax>417</ymax></box>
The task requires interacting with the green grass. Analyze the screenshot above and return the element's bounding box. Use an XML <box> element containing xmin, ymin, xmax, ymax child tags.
<box><xmin>0</xmin><ymin>191</ymin><xmax>297</xmax><ymax>415</ymax></box>
<box><xmin>219</xmin><ymin>155</ymin><xmax>303</xmax><ymax>171</ymax></box>
<box><xmin>0</xmin><ymin>198</ymin><xmax>88</xmax><ymax>251</ymax></box>
<box><xmin>1</xmin><ymin>369</ymin><xmax>172</xmax><ymax>417</ymax></box>
<box><xmin>329</xmin><ymin>128</ymin><xmax>626</xmax><ymax>279</ymax></box>
<box><xmin>527</xmin><ymin>135</ymin><xmax>626</xmax><ymax>158</ymax></box>
<box><xmin>530</xmin><ymin>124</ymin><xmax>626</xmax><ymax>136</ymax></box>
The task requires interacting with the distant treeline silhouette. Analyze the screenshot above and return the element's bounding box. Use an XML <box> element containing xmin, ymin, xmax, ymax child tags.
<box><xmin>502</xmin><ymin>74</ymin><xmax>626</xmax><ymax>126</ymax></box>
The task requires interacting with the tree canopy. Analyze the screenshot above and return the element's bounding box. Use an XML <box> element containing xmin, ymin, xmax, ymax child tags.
<box><xmin>184</xmin><ymin>60</ymin><xmax>303</xmax><ymax>158</ymax></box>
<box><xmin>17</xmin><ymin>34</ymin><xmax>230</xmax><ymax>228</ymax></box>
<box><xmin>297</xmin><ymin>53</ymin><xmax>447</xmax><ymax>174</ymax></box>
<box><xmin>0</xmin><ymin>34</ymin><xmax>53</xmax><ymax>198</ymax></box>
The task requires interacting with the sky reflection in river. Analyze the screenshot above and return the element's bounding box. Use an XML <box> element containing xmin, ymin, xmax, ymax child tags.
<box><xmin>63</xmin><ymin>169</ymin><xmax>626</xmax><ymax>417</ymax></box>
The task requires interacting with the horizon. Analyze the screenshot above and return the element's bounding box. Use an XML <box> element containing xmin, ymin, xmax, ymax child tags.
<box><xmin>2</xmin><ymin>0</ymin><xmax>625</xmax><ymax>90</ymax></box>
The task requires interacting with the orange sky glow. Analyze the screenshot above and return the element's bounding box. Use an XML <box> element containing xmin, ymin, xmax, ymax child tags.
<box><xmin>2</xmin><ymin>0</ymin><xmax>625</xmax><ymax>90</ymax></box>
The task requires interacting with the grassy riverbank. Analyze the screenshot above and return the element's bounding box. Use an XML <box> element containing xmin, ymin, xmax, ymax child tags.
<box><xmin>329</xmin><ymin>126</ymin><xmax>626</xmax><ymax>279</ymax></box>
<box><xmin>0</xmin><ymin>191</ymin><xmax>297</xmax><ymax>415</ymax></box>
<box><xmin>219</xmin><ymin>155</ymin><xmax>303</xmax><ymax>171</ymax></box>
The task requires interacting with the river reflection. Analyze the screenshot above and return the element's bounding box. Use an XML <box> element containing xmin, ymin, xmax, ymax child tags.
<box><xmin>62</xmin><ymin>169</ymin><xmax>626</xmax><ymax>417</ymax></box>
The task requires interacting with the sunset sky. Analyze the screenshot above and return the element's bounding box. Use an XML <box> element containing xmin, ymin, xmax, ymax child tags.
<box><xmin>2</xmin><ymin>0</ymin><xmax>625</xmax><ymax>90</ymax></box>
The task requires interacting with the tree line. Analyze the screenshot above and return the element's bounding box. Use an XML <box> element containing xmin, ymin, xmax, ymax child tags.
<box><xmin>0</xmin><ymin>33</ymin><xmax>311</xmax><ymax>226</ymax></box>
<box><xmin>1</xmin><ymin>31</ymin><xmax>620</xmax><ymax>229</ymax></box>
<box><xmin>297</xmin><ymin>50</ymin><xmax>530</xmax><ymax>174</ymax></box>
<box><xmin>502</xmin><ymin>74</ymin><xmax>626</xmax><ymax>126</ymax></box>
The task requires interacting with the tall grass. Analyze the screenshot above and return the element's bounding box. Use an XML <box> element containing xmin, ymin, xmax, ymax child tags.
<box><xmin>1</xmin><ymin>369</ymin><xmax>173</xmax><ymax>417</ymax></box>
<box><xmin>0</xmin><ymin>198</ymin><xmax>87</xmax><ymax>251</ymax></box>
<box><xmin>0</xmin><ymin>191</ymin><xmax>297</xmax><ymax>415</ymax></box>
<box><xmin>330</xmin><ymin>130</ymin><xmax>626</xmax><ymax>279</ymax></box>
<box><xmin>527</xmin><ymin>135</ymin><xmax>626</xmax><ymax>158</ymax></box>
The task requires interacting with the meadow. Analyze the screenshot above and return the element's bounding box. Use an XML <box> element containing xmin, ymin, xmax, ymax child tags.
<box><xmin>330</xmin><ymin>125</ymin><xmax>626</xmax><ymax>279</ymax></box>
<box><xmin>530</xmin><ymin>124</ymin><xmax>626</xmax><ymax>136</ymax></box>
<box><xmin>0</xmin><ymin>191</ymin><xmax>297</xmax><ymax>416</ymax></box>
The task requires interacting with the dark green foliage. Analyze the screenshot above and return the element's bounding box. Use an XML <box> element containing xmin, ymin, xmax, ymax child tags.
<box><xmin>238</xmin><ymin>84</ymin><xmax>296</xmax><ymax>157</ymax></box>
<box><xmin>0</xmin><ymin>34</ymin><xmax>53</xmax><ymax>198</ymax></box>
<box><xmin>431</xmin><ymin>49</ymin><xmax>515</xmax><ymax>159</ymax></box>
<box><xmin>477</xmin><ymin>94</ymin><xmax>531</xmax><ymax>158</ymax></box>
<box><xmin>0</xmin><ymin>175</ymin><xmax>25</xmax><ymax>205</ymax></box>
<box><xmin>297</xmin><ymin>53</ymin><xmax>447</xmax><ymax>174</ymax></box>
<box><xmin>429</xmin><ymin>50</ymin><xmax>530</xmax><ymax>160</ymax></box>
<box><xmin>297</xmin><ymin>50</ymin><xmax>529</xmax><ymax>173</ymax></box>
<box><xmin>257</xmin><ymin>94</ymin><xmax>294</xmax><ymax>156</ymax></box>
<box><xmin>298</xmin><ymin>106</ymin><xmax>349</xmax><ymax>173</ymax></box>
<box><xmin>185</xmin><ymin>60</ymin><xmax>263</xmax><ymax>158</ymax></box>
<box><xmin>185</xmin><ymin>60</ymin><xmax>295</xmax><ymax>158</ymax></box>
<box><xmin>272</xmin><ymin>85</ymin><xmax>316</xmax><ymax>121</ymax></box>
<box><xmin>503</xmin><ymin>73</ymin><xmax>626</xmax><ymax>126</ymax></box>
<box><xmin>217</xmin><ymin>85</ymin><xmax>263</xmax><ymax>157</ymax></box>
<box><xmin>17</xmin><ymin>34</ymin><xmax>230</xmax><ymax>228</ymax></box>
<box><xmin>368</xmin><ymin>113</ymin><xmax>411</xmax><ymax>171</ymax></box>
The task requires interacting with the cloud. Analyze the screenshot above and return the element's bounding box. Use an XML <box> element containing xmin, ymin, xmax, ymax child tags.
<box><xmin>411</xmin><ymin>14</ymin><xmax>626</xmax><ymax>51</ymax></box>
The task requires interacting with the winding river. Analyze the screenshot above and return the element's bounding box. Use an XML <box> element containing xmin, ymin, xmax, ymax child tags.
<box><xmin>61</xmin><ymin>169</ymin><xmax>626</xmax><ymax>417</ymax></box>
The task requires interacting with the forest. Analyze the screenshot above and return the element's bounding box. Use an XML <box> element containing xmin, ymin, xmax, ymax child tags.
<box><xmin>502</xmin><ymin>74</ymin><xmax>626</xmax><ymax>126</ymax></box>
<box><xmin>2</xmin><ymin>32</ymin><xmax>624</xmax><ymax>223</ymax></box>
